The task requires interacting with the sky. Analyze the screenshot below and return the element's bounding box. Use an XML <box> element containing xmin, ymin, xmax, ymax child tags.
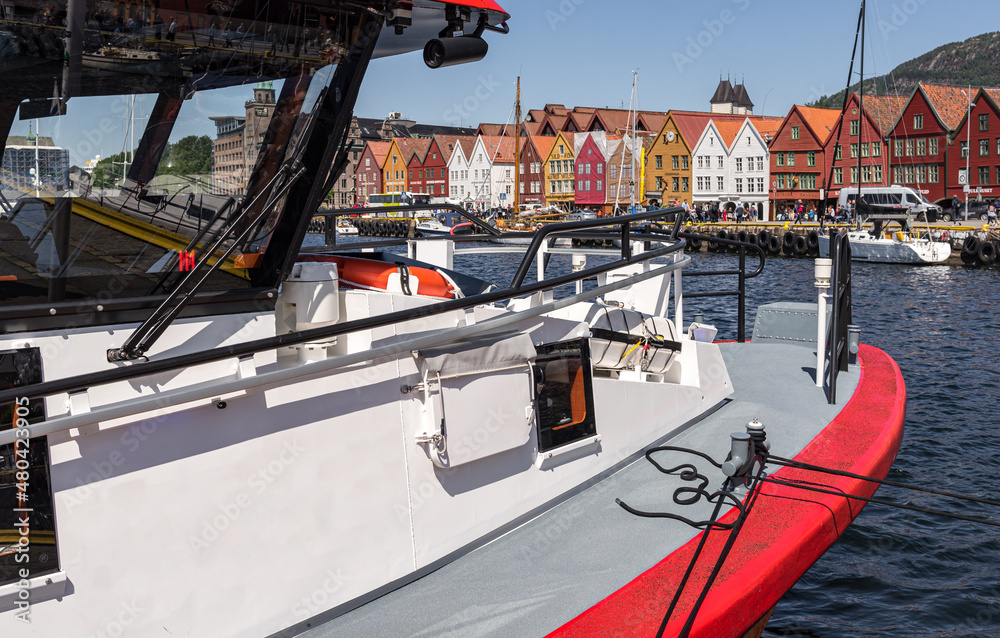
<box><xmin>11</xmin><ymin>0</ymin><xmax>999</xmax><ymax>166</ymax></box>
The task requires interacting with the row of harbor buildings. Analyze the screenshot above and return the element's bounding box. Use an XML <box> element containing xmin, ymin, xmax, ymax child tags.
<box><xmin>301</xmin><ymin>78</ymin><xmax>1000</xmax><ymax>219</ymax></box>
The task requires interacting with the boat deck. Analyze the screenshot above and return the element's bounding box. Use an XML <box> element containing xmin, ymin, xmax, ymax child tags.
<box><xmin>299</xmin><ymin>341</ymin><xmax>866</xmax><ymax>638</ymax></box>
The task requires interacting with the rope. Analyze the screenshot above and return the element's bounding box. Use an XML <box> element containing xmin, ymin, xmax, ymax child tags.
<box><xmin>768</xmin><ymin>454</ymin><xmax>1000</xmax><ymax>508</ymax></box>
<box><xmin>757</xmin><ymin>475</ymin><xmax>1000</xmax><ymax>528</ymax></box>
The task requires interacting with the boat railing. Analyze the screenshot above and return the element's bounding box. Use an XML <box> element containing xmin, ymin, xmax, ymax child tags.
<box><xmin>827</xmin><ymin>230</ymin><xmax>853</xmax><ymax>404</ymax></box>
<box><xmin>0</xmin><ymin>209</ymin><xmax>689</xmax><ymax>409</ymax></box>
<box><xmin>676</xmin><ymin>231</ymin><xmax>766</xmax><ymax>343</ymax></box>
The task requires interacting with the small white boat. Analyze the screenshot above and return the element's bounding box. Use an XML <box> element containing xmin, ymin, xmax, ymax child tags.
<box><xmin>818</xmin><ymin>229</ymin><xmax>951</xmax><ymax>264</ymax></box>
<box><xmin>335</xmin><ymin>220</ymin><xmax>358</xmax><ymax>235</ymax></box>
<box><xmin>415</xmin><ymin>212</ymin><xmax>474</xmax><ymax>237</ymax></box>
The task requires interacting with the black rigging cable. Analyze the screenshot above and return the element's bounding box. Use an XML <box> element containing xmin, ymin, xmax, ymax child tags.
<box><xmin>768</xmin><ymin>454</ymin><xmax>1000</xmax><ymax>508</ymax></box>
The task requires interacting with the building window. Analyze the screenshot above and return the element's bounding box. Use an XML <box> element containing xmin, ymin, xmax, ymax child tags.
<box><xmin>671</xmin><ymin>156</ymin><xmax>679</xmax><ymax>170</ymax></box>
<box><xmin>850</xmin><ymin>166</ymin><xmax>858</xmax><ymax>184</ymax></box>
<box><xmin>906</xmin><ymin>139</ymin><xmax>914</xmax><ymax>156</ymax></box>
<box><xmin>663</xmin><ymin>134</ymin><xmax>668</xmax><ymax>144</ymax></box>
<box><xmin>996</xmin><ymin>166</ymin><xmax>1000</xmax><ymax>186</ymax></box>
<box><xmin>655</xmin><ymin>155</ymin><xmax>663</xmax><ymax>169</ymax></box>
<box><xmin>610</xmin><ymin>184</ymin><xmax>617</xmax><ymax>198</ymax></box>
<box><xmin>980</xmin><ymin>139</ymin><xmax>990</xmax><ymax>157</ymax></box>
<box><xmin>549</xmin><ymin>161</ymin><xmax>556</xmax><ymax>173</ymax></box>
<box><xmin>833</xmin><ymin>167</ymin><xmax>843</xmax><ymax>184</ymax></box>
<box><xmin>905</xmin><ymin>165</ymin><xmax>914</xmax><ymax>183</ymax></box>
<box><xmin>928</xmin><ymin>165</ymin><xmax>939</xmax><ymax>183</ymax></box>
<box><xmin>680</xmin><ymin>156</ymin><xmax>689</xmax><ymax>170</ymax></box>
<box><xmin>757</xmin><ymin>177</ymin><xmax>764</xmax><ymax>192</ymax></box>
<box><xmin>915</xmin><ymin>165</ymin><xmax>926</xmax><ymax>184</ymax></box>
<box><xmin>735</xmin><ymin>178</ymin><xmax>743</xmax><ymax>193</ymax></box>
<box><xmin>894</xmin><ymin>139</ymin><xmax>903</xmax><ymax>157</ymax></box>
<box><xmin>980</xmin><ymin>114</ymin><xmax>990</xmax><ymax>132</ymax></box>
<box><xmin>681</xmin><ymin>177</ymin><xmax>689</xmax><ymax>191</ymax></box>
<box><xmin>672</xmin><ymin>177</ymin><xmax>679</xmax><ymax>191</ymax></box>
<box><xmin>850</xmin><ymin>143</ymin><xmax>859</xmax><ymax>159</ymax></box>
<box><xmin>777</xmin><ymin>174</ymin><xmax>785</xmax><ymax>189</ymax></box>
<box><xmin>807</xmin><ymin>152</ymin><xmax>816</xmax><ymax>167</ymax></box>
<box><xmin>757</xmin><ymin>157</ymin><xmax>765</xmax><ymax>171</ymax></box>
<box><xmin>609</xmin><ymin>165</ymin><xmax>617</xmax><ymax>179</ymax></box>
<box><xmin>696</xmin><ymin>176</ymin><xmax>704</xmax><ymax>190</ymax></box>
<box><xmin>776</xmin><ymin>152</ymin><xmax>785</xmax><ymax>167</ymax></box>
<box><xmin>787</xmin><ymin>152</ymin><xmax>795</xmax><ymax>167</ymax></box>
<box><xmin>892</xmin><ymin>166</ymin><xmax>902</xmax><ymax>183</ymax></box>
<box><xmin>717</xmin><ymin>156</ymin><xmax>724</xmax><ymax>169</ymax></box>
<box><xmin>655</xmin><ymin>176</ymin><xmax>662</xmax><ymax>190</ymax></box>
<box><xmin>979</xmin><ymin>166</ymin><xmax>990</xmax><ymax>184</ymax></box>
<box><xmin>850</xmin><ymin>119</ymin><xmax>859</xmax><ymax>136</ymax></box>
<box><xmin>735</xmin><ymin>157</ymin><xmax>743</xmax><ymax>172</ymax></box>
<box><xmin>928</xmin><ymin>137</ymin><xmax>938</xmax><ymax>155</ymax></box>
<box><xmin>961</xmin><ymin>141</ymin><xmax>969</xmax><ymax>158</ymax></box>
<box><xmin>862</xmin><ymin>165</ymin><xmax>872</xmax><ymax>183</ymax></box>
<box><xmin>717</xmin><ymin>176</ymin><xmax>724</xmax><ymax>191</ymax></box>
<box><xmin>558</xmin><ymin>145</ymin><xmax>564</xmax><ymax>155</ymax></box>
<box><xmin>597</xmin><ymin>179</ymin><xmax>602</xmax><ymax>191</ymax></box>
<box><xmin>862</xmin><ymin>143</ymin><xmax>871</xmax><ymax>158</ymax></box>
<box><xmin>914</xmin><ymin>139</ymin><xmax>925</xmax><ymax>156</ymax></box>
<box><xmin>834</xmin><ymin>145</ymin><xmax>842</xmax><ymax>161</ymax></box>
<box><xmin>913</xmin><ymin>114</ymin><xmax>923</xmax><ymax>130</ymax></box>
<box><xmin>597</xmin><ymin>163</ymin><xmax>603</xmax><ymax>175</ymax></box>
<box><xmin>697</xmin><ymin>156</ymin><xmax>704</xmax><ymax>169</ymax></box>
<box><xmin>791</xmin><ymin>126</ymin><xmax>800</xmax><ymax>140</ymax></box>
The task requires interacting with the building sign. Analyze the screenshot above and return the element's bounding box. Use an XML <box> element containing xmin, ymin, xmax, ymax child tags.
<box><xmin>255</xmin><ymin>107</ymin><xmax>268</xmax><ymax>117</ymax></box>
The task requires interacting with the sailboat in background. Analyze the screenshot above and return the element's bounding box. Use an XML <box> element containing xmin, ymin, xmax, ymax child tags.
<box><xmin>817</xmin><ymin>0</ymin><xmax>950</xmax><ymax>265</ymax></box>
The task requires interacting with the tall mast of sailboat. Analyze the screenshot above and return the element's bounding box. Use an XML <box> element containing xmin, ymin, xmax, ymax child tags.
<box><xmin>630</xmin><ymin>71</ymin><xmax>637</xmax><ymax>214</ymax></box>
<box><xmin>514</xmin><ymin>76</ymin><xmax>520</xmax><ymax>213</ymax></box>
<box><xmin>858</xmin><ymin>0</ymin><xmax>865</xmax><ymax>210</ymax></box>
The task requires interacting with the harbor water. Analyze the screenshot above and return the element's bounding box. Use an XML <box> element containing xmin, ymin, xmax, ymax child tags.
<box><xmin>310</xmin><ymin>235</ymin><xmax>1000</xmax><ymax>636</ymax></box>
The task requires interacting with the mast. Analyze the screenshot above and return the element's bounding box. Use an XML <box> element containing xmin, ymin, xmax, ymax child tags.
<box><xmin>858</xmin><ymin>0</ymin><xmax>865</xmax><ymax>213</ymax></box>
<box><xmin>514</xmin><ymin>76</ymin><xmax>521</xmax><ymax>213</ymax></box>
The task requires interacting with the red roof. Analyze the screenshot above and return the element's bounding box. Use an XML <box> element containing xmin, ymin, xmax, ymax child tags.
<box><xmin>365</xmin><ymin>140</ymin><xmax>391</xmax><ymax>167</ymax></box>
<box><xmin>433</xmin><ymin>134</ymin><xmax>476</xmax><ymax>163</ymax></box>
<box><xmin>667</xmin><ymin>111</ymin><xmax>768</xmax><ymax>150</ymax></box>
<box><xmin>526</xmin><ymin>135</ymin><xmax>556</xmax><ymax>162</ymax></box>
<box><xmin>919</xmin><ymin>83</ymin><xmax>974</xmax><ymax>131</ymax></box>
<box><xmin>477</xmin><ymin>123</ymin><xmax>509</xmax><ymax>137</ymax></box>
<box><xmin>862</xmin><ymin>95</ymin><xmax>908</xmax><ymax>136</ymax></box>
<box><xmin>795</xmin><ymin>106</ymin><xmax>841</xmax><ymax>145</ymax></box>
<box><xmin>394</xmin><ymin>137</ymin><xmax>432</xmax><ymax>165</ymax></box>
<box><xmin>486</xmin><ymin>136</ymin><xmax>516</xmax><ymax>163</ymax></box>
<box><xmin>711</xmin><ymin>120</ymin><xmax>745</xmax><ymax>147</ymax></box>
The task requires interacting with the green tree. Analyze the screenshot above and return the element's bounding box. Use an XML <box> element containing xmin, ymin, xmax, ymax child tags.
<box><xmin>158</xmin><ymin>135</ymin><xmax>213</xmax><ymax>176</ymax></box>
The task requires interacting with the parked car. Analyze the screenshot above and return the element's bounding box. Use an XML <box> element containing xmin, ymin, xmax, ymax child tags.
<box><xmin>942</xmin><ymin>200</ymin><xmax>992</xmax><ymax>222</ymax></box>
<box><xmin>565</xmin><ymin>209</ymin><xmax>598</xmax><ymax>221</ymax></box>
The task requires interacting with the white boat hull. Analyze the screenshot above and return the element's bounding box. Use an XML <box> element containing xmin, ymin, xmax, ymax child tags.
<box><xmin>818</xmin><ymin>231</ymin><xmax>951</xmax><ymax>264</ymax></box>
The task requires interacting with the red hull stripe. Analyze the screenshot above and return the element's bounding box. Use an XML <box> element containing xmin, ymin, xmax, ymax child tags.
<box><xmin>548</xmin><ymin>344</ymin><xmax>906</xmax><ymax>638</ymax></box>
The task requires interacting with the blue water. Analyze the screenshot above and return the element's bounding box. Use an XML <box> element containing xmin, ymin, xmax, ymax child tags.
<box><xmin>308</xmin><ymin>234</ymin><xmax>1000</xmax><ymax>637</ymax></box>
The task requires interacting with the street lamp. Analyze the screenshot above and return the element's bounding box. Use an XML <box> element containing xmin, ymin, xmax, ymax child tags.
<box><xmin>961</xmin><ymin>86</ymin><xmax>976</xmax><ymax>221</ymax></box>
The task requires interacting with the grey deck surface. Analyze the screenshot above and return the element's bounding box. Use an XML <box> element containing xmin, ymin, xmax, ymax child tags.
<box><xmin>301</xmin><ymin>342</ymin><xmax>860</xmax><ymax>638</ymax></box>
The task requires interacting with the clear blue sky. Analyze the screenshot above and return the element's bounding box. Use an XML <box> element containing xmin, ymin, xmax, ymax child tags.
<box><xmin>14</xmin><ymin>0</ymin><xmax>998</xmax><ymax>166</ymax></box>
<box><xmin>355</xmin><ymin>0</ymin><xmax>998</xmax><ymax>124</ymax></box>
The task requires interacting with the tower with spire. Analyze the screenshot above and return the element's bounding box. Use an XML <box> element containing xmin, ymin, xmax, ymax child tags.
<box><xmin>710</xmin><ymin>75</ymin><xmax>754</xmax><ymax>115</ymax></box>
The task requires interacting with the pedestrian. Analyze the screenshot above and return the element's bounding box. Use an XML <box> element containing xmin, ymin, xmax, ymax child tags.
<box><xmin>208</xmin><ymin>19</ymin><xmax>219</xmax><ymax>46</ymax></box>
<box><xmin>988</xmin><ymin>203</ymin><xmax>997</xmax><ymax>226</ymax></box>
<box><xmin>735</xmin><ymin>201</ymin><xmax>744</xmax><ymax>222</ymax></box>
<box><xmin>951</xmin><ymin>196</ymin><xmax>960</xmax><ymax>222</ymax></box>
<box><xmin>267</xmin><ymin>24</ymin><xmax>276</xmax><ymax>55</ymax></box>
<box><xmin>153</xmin><ymin>12</ymin><xmax>163</xmax><ymax>40</ymax></box>
<box><xmin>167</xmin><ymin>17</ymin><xmax>177</xmax><ymax>42</ymax></box>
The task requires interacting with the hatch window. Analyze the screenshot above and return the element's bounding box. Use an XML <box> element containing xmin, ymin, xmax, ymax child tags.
<box><xmin>534</xmin><ymin>339</ymin><xmax>597</xmax><ymax>453</ymax></box>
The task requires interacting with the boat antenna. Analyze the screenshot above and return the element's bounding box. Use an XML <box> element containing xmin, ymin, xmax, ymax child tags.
<box><xmin>858</xmin><ymin>0</ymin><xmax>865</xmax><ymax>221</ymax></box>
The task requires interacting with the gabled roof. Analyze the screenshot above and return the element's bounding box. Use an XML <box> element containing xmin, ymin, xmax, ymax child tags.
<box><xmin>525</xmin><ymin>134</ymin><xmax>556</xmax><ymax>162</ymax></box>
<box><xmin>454</xmin><ymin>135</ymin><xmax>479</xmax><ymax>163</ymax></box>
<box><xmin>712</xmin><ymin>120</ymin><xmax>745</xmax><ymax>148</ymax></box>
<box><xmin>433</xmin><ymin>134</ymin><xmax>476</xmax><ymax>163</ymax></box>
<box><xmin>363</xmin><ymin>140</ymin><xmax>391</xmax><ymax>167</ymax></box>
<box><xmin>393</xmin><ymin>137</ymin><xmax>432</xmax><ymax>165</ymax></box>
<box><xmin>859</xmin><ymin>94</ymin><xmax>908</xmax><ymax>136</ymax></box>
<box><xmin>407</xmin><ymin>123</ymin><xmax>475</xmax><ymax>138</ymax></box>
<box><xmin>477</xmin><ymin>123</ymin><xmax>508</xmax><ymax>137</ymax></box>
<box><xmin>638</xmin><ymin>112</ymin><xmax>669</xmax><ymax>135</ymax></box>
<box><xmin>796</xmin><ymin>105</ymin><xmax>842</xmax><ymax>145</ymax></box>
<box><xmin>752</xmin><ymin>116</ymin><xmax>784</xmax><ymax>140</ymax></box>
<box><xmin>522</xmin><ymin>120</ymin><xmax>542</xmax><ymax>136</ymax></box>
<box><xmin>482</xmin><ymin>136</ymin><xmax>516</xmax><ymax>164</ymax></box>
<box><xmin>950</xmin><ymin>87</ymin><xmax>1000</xmax><ymax>134</ymax></box>
<box><xmin>918</xmin><ymin>83</ymin><xmax>973</xmax><ymax>131</ymax></box>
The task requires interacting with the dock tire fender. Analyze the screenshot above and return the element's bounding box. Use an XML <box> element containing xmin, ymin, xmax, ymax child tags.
<box><xmin>966</xmin><ymin>236</ymin><xmax>981</xmax><ymax>254</ymax></box>
<box><xmin>807</xmin><ymin>230</ymin><xmax>820</xmax><ymax>249</ymax></box>
<box><xmin>978</xmin><ymin>241</ymin><xmax>997</xmax><ymax>266</ymax></box>
<box><xmin>757</xmin><ymin>230</ymin><xmax>771</xmax><ymax>245</ymax></box>
<box><xmin>793</xmin><ymin>234</ymin><xmax>808</xmax><ymax>254</ymax></box>
<box><xmin>782</xmin><ymin>231</ymin><xmax>796</xmax><ymax>248</ymax></box>
<box><xmin>767</xmin><ymin>235</ymin><xmax>781</xmax><ymax>254</ymax></box>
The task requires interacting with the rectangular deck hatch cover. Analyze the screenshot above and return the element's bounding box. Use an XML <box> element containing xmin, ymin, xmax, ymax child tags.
<box><xmin>418</xmin><ymin>333</ymin><xmax>536</xmax><ymax>467</ymax></box>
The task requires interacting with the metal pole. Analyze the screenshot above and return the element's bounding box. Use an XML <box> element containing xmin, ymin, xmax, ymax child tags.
<box><xmin>737</xmin><ymin>244</ymin><xmax>746</xmax><ymax>342</ymax></box>
<box><xmin>816</xmin><ymin>289</ymin><xmax>828</xmax><ymax>388</ymax></box>
<box><xmin>966</xmin><ymin>85</ymin><xmax>972</xmax><ymax>220</ymax></box>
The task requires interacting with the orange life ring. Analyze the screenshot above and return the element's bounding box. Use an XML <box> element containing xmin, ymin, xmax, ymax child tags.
<box><xmin>296</xmin><ymin>255</ymin><xmax>456</xmax><ymax>298</ymax></box>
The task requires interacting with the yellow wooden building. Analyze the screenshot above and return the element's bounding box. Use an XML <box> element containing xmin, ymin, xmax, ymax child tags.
<box><xmin>542</xmin><ymin>131</ymin><xmax>576</xmax><ymax>210</ymax></box>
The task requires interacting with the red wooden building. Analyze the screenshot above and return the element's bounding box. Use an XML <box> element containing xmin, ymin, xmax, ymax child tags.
<box><xmin>887</xmin><ymin>83</ymin><xmax>968</xmax><ymax>205</ymax></box>
<box><xmin>356</xmin><ymin>141</ymin><xmax>390</xmax><ymax>205</ymax></box>
<box><xmin>824</xmin><ymin>94</ymin><xmax>906</xmax><ymax>201</ymax></box>
<box><xmin>518</xmin><ymin>135</ymin><xmax>554</xmax><ymax>207</ymax></box>
<box><xmin>403</xmin><ymin>139</ymin><xmax>433</xmax><ymax>195</ymax></box>
<box><xmin>768</xmin><ymin>105</ymin><xmax>840</xmax><ymax>211</ymax></box>
<box><xmin>574</xmin><ymin>132</ymin><xmax>613</xmax><ymax>212</ymax></box>
<box><xmin>946</xmin><ymin>87</ymin><xmax>1000</xmax><ymax>204</ymax></box>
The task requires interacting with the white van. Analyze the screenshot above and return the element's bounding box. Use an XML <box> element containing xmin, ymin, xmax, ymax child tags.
<box><xmin>838</xmin><ymin>185</ymin><xmax>942</xmax><ymax>222</ymax></box>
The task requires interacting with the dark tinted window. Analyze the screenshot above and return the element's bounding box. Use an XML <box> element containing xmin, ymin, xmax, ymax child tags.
<box><xmin>534</xmin><ymin>339</ymin><xmax>597</xmax><ymax>452</ymax></box>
